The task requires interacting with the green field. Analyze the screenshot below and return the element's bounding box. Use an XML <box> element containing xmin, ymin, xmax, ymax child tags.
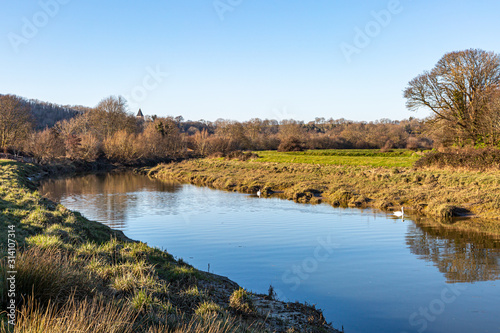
<box><xmin>254</xmin><ymin>149</ymin><xmax>421</xmax><ymax>168</ymax></box>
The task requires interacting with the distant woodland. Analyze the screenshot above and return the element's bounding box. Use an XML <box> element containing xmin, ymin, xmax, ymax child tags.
<box><xmin>15</xmin><ymin>96</ymin><xmax>91</xmax><ymax>130</ymax></box>
<box><xmin>0</xmin><ymin>94</ymin><xmax>433</xmax><ymax>164</ymax></box>
<box><xmin>0</xmin><ymin>49</ymin><xmax>498</xmax><ymax>165</ymax></box>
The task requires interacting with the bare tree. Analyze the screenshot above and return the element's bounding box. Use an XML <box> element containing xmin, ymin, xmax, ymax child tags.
<box><xmin>28</xmin><ymin>128</ymin><xmax>66</xmax><ymax>163</ymax></box>
<box><xmin>404</xmin><ymin>49</ymin><xmax>500</xmax><ymax>145</ymax></box>
<box><xmin>482</xmin><ymin>88</ymin><xmax>500</xmax><ymax>144</ymax></box>
<box><xmin>88</xmin><ymin>96</ymin><xmax>137</xmax><ymax>139</ymax></box>
<box><xmin>0</xmin><ymin>95</ymin><xmax>33</xmax><ymax>152</ymax></box>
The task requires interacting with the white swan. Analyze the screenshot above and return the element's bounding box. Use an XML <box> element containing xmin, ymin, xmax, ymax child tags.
<box><xmin>393</xmin><ymin>207</ymin><xmax>404</xmax><ymax>217</ymax></box>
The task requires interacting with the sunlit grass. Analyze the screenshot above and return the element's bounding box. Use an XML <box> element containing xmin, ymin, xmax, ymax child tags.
<box><xmin>0</xmin><ymin>162</ymin><xmax>283</xmax><ymax>332</ymax></box>
<box><xmin>229</xmin><ymin>288</ymin><xmax>254</xmax><ymax>313</ymax></box>
<box><xmin>149</xmin><ymin>155</ymin><xmax>500</xmax><ymax>235</ymax></box>
<box><xmin>0</xmin><ymin>295</ymin><xmax>137</xmax><ymax>333</ymax></box>
<box><xmin>195</xmin><ymin>301</ymin><xmax>224</xmax><ymax>317</ymax></box>
<box><xmin>26</xmin><ymin>234</ymin><xmax>65</xmax><ymax>249</ymax></box>
<box><xmin>1</xmin><ymin>247</ymin><xmax>94</xmax><ymax>305</ymax></box>
<box><xmin>255</xmin><ymin>149</ymin><xmax>421</xmax><ymax>167</ymax></box>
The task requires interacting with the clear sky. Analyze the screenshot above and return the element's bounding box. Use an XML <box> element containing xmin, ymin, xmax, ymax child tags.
<box><xmin>1</xmin><ymin>0</ymin><xmax>499</xmax><ymax>122</ymax></box>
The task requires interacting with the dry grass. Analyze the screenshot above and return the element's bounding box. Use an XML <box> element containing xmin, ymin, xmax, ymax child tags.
<box><xmin>0</xmin><ymin>161</ymin><xmax>336</xmax><ymax>332</ymax></box>
<box><xmin>195</xmin><ymin>301</ymin><xmax>224</xmax><ymax>317</ymax></box>
<box><xmin>414</xmin><ymin>147</ymin><xmax>500</xmax><ymax>170</ymax></box>
<box><xmin>0</xmin><ymin>296</ymin><xmax>260</xmax><ymax>333</ymax></box>
<box><xmin>229</xmin><ymin>289</ymin><xmax>254</xmax><ymax>314</ymax></box>
<box><xmin>0</xmin><ymin>295</ymin><xmax>136</xmax><ymax>333</ymax></box>
<box><xmin>146</xmin><ymin>314</ymin><xmax>246</xmax><ymax>333</ymax></box>
<box><xmin>7</xmin><ymin>247</ymin><xmax>94</xmax><ymax>306</ymax></box>
<box><xmin>148</xmin><ymin>157</ymin><xmax>500</xmax><ymax>236</ymax></box>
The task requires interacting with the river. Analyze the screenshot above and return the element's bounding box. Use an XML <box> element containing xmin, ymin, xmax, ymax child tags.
<box><xmin>39</xmin><ymin>172</ymin><xmax>500</xmax><ymax>333</ymax></box>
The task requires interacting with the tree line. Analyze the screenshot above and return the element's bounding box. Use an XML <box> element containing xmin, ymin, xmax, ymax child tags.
<box><xmin>0</xmin><ymin>48</ymin><xmax>498</xmax><ymax>164</ymax></box>
<box><xmin>0</xmin><ymin>94</ymin><xmax>91</xmax><ymax>130</ymax></box>
<box><xmin>0</xmin><ymin>94</ymin><xmax>432</xmax><ymax>164</ymax></box>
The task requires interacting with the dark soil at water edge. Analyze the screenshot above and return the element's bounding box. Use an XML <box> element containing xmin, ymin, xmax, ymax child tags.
<box><xmin>144</xmin><ymin>158</ymin><xmax>500</xmax><ymax>236</ymax></box>
<box><xmin>0</xmin><ymin>160</ymin><xmax>340</xmax><ymax>333</ymax></box>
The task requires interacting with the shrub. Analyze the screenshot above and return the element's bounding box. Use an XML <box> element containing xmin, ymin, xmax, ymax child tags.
<box><xmin>103</xmin><ymin>130</ymin><xmax>142</xmax><ymax>163</ymax></box>
<box><xmin>27</xmin><ymin>129</ymin><xmax>66</xmax><ymax>163</ymax></box>
<box><xmin>406</xmin><ymin>136</ymin><xmax>433</xmax><ymax>150</ymax></box>
<box><xmin>380</xmin><ymin>139</ymin><xmax>394</xmax><ymax>152</ymax></box>
<box><xmin>79</xmin><ymin>134</ymin><xmax>101</xmax><ymax>161</ymax></box>
<box><xmin>415</xmin><ymin>147</ymin><xmax>500</xmax><ymax>170</ymax></box>
<box><xmin>278</xmin><ymin>137</ymin><xmax>304</xmax><ymax>152</ymax></box>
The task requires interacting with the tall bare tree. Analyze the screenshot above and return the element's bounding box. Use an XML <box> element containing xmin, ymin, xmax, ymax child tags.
<box><xmin>0</xmin><ymin>95</ymin><xmax>33</xmax><ymax>152</ymax></box>
<box><xmin>404</xmin><ymin>49</ymin><xmax>500</xmax><ymax>145</ymax></box>
<box><xmin>86</xmin><ymin>96</ymin><xmax>137</xmax><ymax>140</ymax></box>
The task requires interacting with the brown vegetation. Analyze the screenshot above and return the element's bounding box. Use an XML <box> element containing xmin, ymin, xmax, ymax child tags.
<box><xmin>10</xmin><ymin>96</ymin><xmax>186</xmax><ymax>164</ymax></box>
<box><xmin>414</xmin><ymin>147</ymin><xmax>500</xmax><ymax>170</ymax></box>
<box><xmin>0</xmin><ymin>94</ymin><xmax>434</xmax><ymax>165</ymax></box>
<box><xmin>277</xmin><ymin>137</ymin><xmax>304</xmax><ymax>152</ymax></box>
<box><xmin>146</xmin><ymin>158</ymin><xmax>500</xmax><ymax>235</ymax></box>
<box><xmin>0</xmin><ymin>95</ymin><xmax>33</xmax><ymax>152</ymax></box>
<box><xmin>1</xmin><ymin>49</ymin><xmax>499</xmax><ymax>166</ymax></box>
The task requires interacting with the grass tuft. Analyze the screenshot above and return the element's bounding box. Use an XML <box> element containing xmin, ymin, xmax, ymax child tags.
<box><xmin>229</xmin><ymin>288</ymin><xmax>254</xmax><ymax>314</ymax></box>
<box><xmin>130</xmin><ymin>290</ymin><xmax>154</xmax><ymax>312</ymax></box>
<box><xmin>25</xmin><ymin>234</ymin><xmax>64</xmax><ymax>249</ymax></box>
<box><xmin>194</xmin><ymin>301</ymin><xmax>224</xmax><ymax>317</ymax></box>
<box><xmin>3</xmin><ymin>247</ymin><xmax>93</xmax><ymax>306</ymax></box>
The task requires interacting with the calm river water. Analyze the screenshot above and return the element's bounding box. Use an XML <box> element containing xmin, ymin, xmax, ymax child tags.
<box><xmin>39</xmin><ymin>172</ymin><xmax>500</xmax><ymax>333</ymax></box>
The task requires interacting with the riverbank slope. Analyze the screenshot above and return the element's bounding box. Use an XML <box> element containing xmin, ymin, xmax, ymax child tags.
<box><xmin>146</xmin><ymin>158</ymin><xmax>500</xmax><ymax>236</ymax></box>
<box><xmin>0</xmin><ymin>160</ymin><xmax>338</xmax><ymax>333</ymax></box>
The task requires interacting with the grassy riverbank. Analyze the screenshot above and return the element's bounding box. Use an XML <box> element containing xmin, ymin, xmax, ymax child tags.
<box><xmin>0</xmin><ymin>160</ymin><xmax>337</xmax><ymax>333</ymax></box>
<box><xmin>146</xmin><ymin>152</ymin><xmax>500</xmax><ymax>236</ymax></box>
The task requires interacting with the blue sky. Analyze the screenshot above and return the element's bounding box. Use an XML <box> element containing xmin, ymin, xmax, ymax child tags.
<box><xmin>1</xmin><ymin>0</ymin><xmax>499</xmax><ymax>122</ymax></box>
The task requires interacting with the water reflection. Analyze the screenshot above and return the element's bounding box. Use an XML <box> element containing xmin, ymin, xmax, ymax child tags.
<box><xmin>406</xmin><ymin>219</ymin><xmax>500</xmax><ymax>283</ymax></box>
<box><xmin>40</xmin><ymin>172</ymin><xmax>500</xmax><ymax>285</ymax></box>
<box><xmin>38</xmin><ymin>172</ymin><xmax>500</xmax><ymax>333</ymax></box>
<box><xmin>40</xmin><ymin>172</ymin><xmax>182</xmax><ymax>229</ymax></box>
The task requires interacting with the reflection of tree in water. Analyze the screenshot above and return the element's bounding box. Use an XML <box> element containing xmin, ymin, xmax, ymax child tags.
<box><xmin>39</xmin><ymin>172</ymin><xmax>182</xmax><ymax>229</ymax></box>
<box><xmin>406</xmin><ymin>219</ymin><xmax>500</xmax><ymax>283</ymax></box>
